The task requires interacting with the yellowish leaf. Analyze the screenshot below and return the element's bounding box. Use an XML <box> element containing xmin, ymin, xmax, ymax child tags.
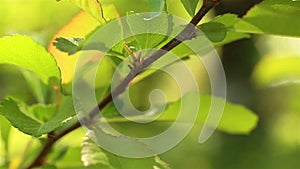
<box><xmin>48</xmin><ymin>5</ymin><xmax>119</xmax><ymax>83</ymax></box>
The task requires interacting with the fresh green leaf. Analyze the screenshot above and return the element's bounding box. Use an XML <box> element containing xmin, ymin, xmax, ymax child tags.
<box><xmin>252</xmin><ymin>56</ymin><xmax>300</xmax><ymax>88</ymax></box>
<box><xmin>206</xmin><ymin>96</ymin><xmax>258</xmax><ymax>134</ymax></box>
<box><xmin>21</xmin><ymin>70</ymin><xmax>48</xmax><ymax>104</ymax></box>
<box><xmin>160</xmin><ymin>94</ymin><xmax>258</xmax><ymax>134</ymax></box>
<box><xmin>166</xmin><ymin>0</ymin><xmax>193</xmax><ymax>20</ymax></box>
<box><xmin>200</xmin><ymin>14</ymin><xmax>250</xmax><ymax>46</ymax></box>
<box><xmin>147</xmin><ymin>0</ymin><xmax>166</xmax><ymax>14</ymax></box>
<box><xmin>58</xmin><ymin>0</ymin><xmax>106</xmax><ymax>22</ymax></box>
<box><xmin>0</xmin><ymin>116</ymin><xmax>11</xmax><ymax>154</ymax></box>
<box><xmin>126</xmin><ymin>13</ymin><xmax>173</xmax><ymax>49</ymax></box>
<box><xmin>102</xmin><ymin>93</ymin><xmax>258</xmax><ymax>134</ymax></box>
<box><xmin>53</xmin><ymin>37</ymin><xmax>84</xmax><ymax>55</ymax></box>
<box><xmin>100</xmin><ymin>0</ymin><xmax>165</xmax><ymax>16</ymax></box>
<box><xmin>38</xmin><ymin>96</ymin><xmax>75</xmax><ymax>135</ymax></box>
<box><xmin>0</xmin><ymin>35</ymin><xmax>61</xmax><ymax>84</ymax></box>
<box><xmin>200</xmin><ymin>22</ymin><xmax>226</xmax><ymax>42</ymax></box>
<box><xmin>235</xmin><ymin>0</ymin><xmax>300</xmax><ymax>37</ymax></box>
<box><xmin>53</xmin><ymin>146</ymin><xmax>114</xmax><ymax>169</ymax></box>
<box><xmin>83</xmin><ymin>132</ymin><xmax>171</xmax><ymax>169</ymax></box>
<box><xmin>28</xmin><ymin>104</ymin><xmax>57</xmax><ymax>123</ymax></box>
<box><xmin>129</xmin><ymin>55</ymin><xmax>191</xmax><ymax>86</ymax></box>
<box><xmin>0</xmin><ymin>98</ymin><xmax>43</xmax><ymax>136</ymax></box>
<box><xmin>0</xmin><ymin>97</ymin><xmax>75</xmax><ymax>137</ymax></box>
<box><xmin>180</xmin><ymin>0</ymin><xmax>199</xmax><ymax>17</ymax></box>
<box><xmin>81</xmin><ymin>136</ymin><xmax>115</xmax><ymax>168</ymax></box>
<box><xmin>212</xmin><ymin>31</ymin><xmax>250</xmax><ymax>47</ymax></box>
<box><xmin>108</xmin><ymin>154</ymin><xmax>171</xmax><ymax>169</ymax></box>
<box><xmin>169</xmin><ymin>14</ymin><xmax>250</xmax><ymax>58</ymax></box>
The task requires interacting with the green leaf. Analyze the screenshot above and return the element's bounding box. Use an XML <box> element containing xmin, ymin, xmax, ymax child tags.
<box><xmin>147</xmin><ymin>0</ymin><xmax>166</xmax><ymax>14</ymax></box>
<box><xmin>100</xmin><ymin>0</ymin><xmax>165</xmax><ymax>16</ymax></box>
<box><xmin>0</xmin><ymin>35</ymin><xmax>61</xmax><ymax>84</ymax></box>
<box><xmin>235</xmin><ymin>0</ymin><xmax>300</xmax><ymax>37</ymax></box>
<box><xmin>126</xmin><ymin>13</ymin><xmax>173</xmax><ymax>49</ymax></box>
<box><xmin>28</xmin><ymin>104</ymin><xmax>57</xmax><ymax>123</ymax></box>
<box><xmin>160</xmin><ymin>94</ymin><xmax>258</xmax><ymax>134</ymax></box>
<box><xmin>169</xmin><ymin>14</ymin><xmax>250</xmax><ymax>58</ymax></box>
<box><xmin>103</xmin><ymin>94</ymin><xmax>258</xmax><ymax>134</ymax></box>
<box><xmin>0</xmin><ymin>98</ymin><xmax>42</xmax><ymax>137</ymax></box>
<box><xmin>0</xmin><ymin>97</ymin><xmax>75</xmax><ymax>137</ymax></box>
<box><xmin>200</xmin><ymin>14</ymin><xmax>250</xmax><ymax>46</ymax></box>
<box><xmin>200</xmin><ymin>22</ymin><xmax>226</xmax><ymax>42</ymax></box>
<box><xmin>204</xmin><ymin>96</ymin><xmax>258</xmax><ymax>134</ymax></box>
<box><xmin>58</xmin><ymin>0</ymin><xmax>106</xmax><ymax>22</ymax></box>
<box><xmin>180</xmin><ymin>0</ymin><xmax>199</xmax><ymax>17</ymax></box>
<box><xmin>83</xmin><ymin>132</ymin><xmax>170</xmax><ymax>169</ymax></box>
<box><xmin>81</xmin><ymin>136</ymin><xmax>115</xmax><ymax>168</ymax></box>
<box><xmin>54</xmin><ymin>145</ymin><xmax>141</xmax><ymax>169</ymax></box>
<box><xmin>0</xmin><ymin>116</ymin><xmax>11</xmax><ymax>154</ymax></box>
<box><xmin>38</xmin><ymin>96</ymin><xmax>75</xmax><ymax>135</ymax></box>
<box><xmin>21</xmin><ymin>70</ymin><xmax>48</xmax><ymax>104</ymax></box>
<box><xmin>53</xmin><ymin>37</ymin><xmax>84</xmax><ymax>55</ymax></box>
<box><xmin>109</xmin><ymin>155</ymin><xmax>170</xmax><ymax>169</ymax></box>
<box><xmin>252</xmin><ymin>56</ymin><xmax>300</xmax><ymax>88</ymax></box>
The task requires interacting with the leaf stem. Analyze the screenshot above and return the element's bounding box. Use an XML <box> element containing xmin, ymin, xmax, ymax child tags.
<box><xmin>25</xmin><ymin>0</ymin><xmax>220</xmax><ymax>168</ymax></box>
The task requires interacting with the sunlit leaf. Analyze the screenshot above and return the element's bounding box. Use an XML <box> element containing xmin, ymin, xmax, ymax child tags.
<box><xmin>0</xmin><ymin>98</ymin><xmax>42</xmax><ymax>136</ymax></box>
<box><xmin>53</xmin><ymin>37</ymin><xmax>84</xmax><ymax>55</ymax></box>
<box><xmin>147</xmin><ymin>0</ymin><xmax>166</xmax><ymax>14</ymax></box>
<box><xmin>201</xmin><ymin>22</ymin><xmax>226</xmax><ymax>42</ymax></box>
<box><xmin>200</xmin><ymin>14</ymin><xmax>250</xmax><ymax>46</ymax></box>
<box><xmin>58</xmin><ymin>0</ymin><xmax>107</xmax><ymax>22</ymax></box>
<box><xmin>252</xmin><ymin>56</ymin><xmax>300</xmax><ymax>88</ymax></box>
<box><xmin>170</xmin><ymin>14</ymin><xmax>250</xmax><ymax>58</ymax></box>
<box><xmin>166</xmin><ymin>0</ymin><xmax>193</xmax><ymax>20</ymax></box>
<box><xmin>21</xmin><ymin>70</ymin><xmax>48</xmax><ymax>104</ymax></box>
<box><xmin>126</xmin><ymin>13</ymin><xmax>173</xmax><ymax>49</ymax></box>
<box><xmin>48</xmin><ymin>11</ymin><xmax>99</xmax><ymax>83</ymax></box>
<box><xmin>38</xmin><ymin>96</ymin><xmax>75</xmax><ymax>135</ymax></box>
<box><xmin>84</xmin><ymin>131</ymin><xmax>171</xmax><ymax>169</ymax></box>
<box><xmin>48</xmin><ymin>7</ymin><xmax>119</xmax><ymax>83</ymax></box>
<box><xmin>0</xmin><ymin>0</ymin><xmax>79</xmax><ymax>40</ymax></box>
<box><xmin>235</xmin><ymin>0</ymin><xmax>300</xmax><ymax>37</ymax></box>
<box><xmin>159</xmin><ymin>94</ymin><xmax>258</xmax><ymax>134</ymax></box>
<box><xmin>0</xmin><ymin>35</ymin><xmax>61</xmax><ymax>84</ymax></box>
<box><xmin>180</xmin><ymin>0</ymin><xmax>199</xmax><ymax>17</ymax></box>
<box><xmin>0</xmin><ymin>116</ymin><xmax>11</xmax><ymax>154</ymax></box>
<box><xmin>28</xmin><ymin>104</ymin><xmax>57</xmax><ymax>123</ymax></box>
<box><xmin>81</xmin><ymin>136</ymin><xmax>114</xmax><ymax>168</ymax></box>
<box><xmin>102</xmin><ymin>94</ymin><xmax>258</xmax><ymax>134</ymax></box>
<box><xmin>101</xmin><ymin>0</ymin><xmax>165</xmax><ymax>16</ymax></box>
<box><xmin>0</xmin><ymin>97</ymin><xmax>75</xmax><ymax>137</ymax></box>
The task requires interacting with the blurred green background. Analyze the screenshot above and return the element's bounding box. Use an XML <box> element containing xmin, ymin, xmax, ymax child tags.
<box><xmin>0</xmin><ymin>0</ymin><xmax>299</xmax><ymax>169</ymax></box>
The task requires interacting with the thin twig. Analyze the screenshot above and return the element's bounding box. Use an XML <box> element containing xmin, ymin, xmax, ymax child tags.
<box><xmin>96</xmin><ymin>0</ymin><xmax>108</xmax><ymax>23</ymax></box>
<box><xmin>25</xmin><ymin>121</ymin><xmax>81</xmax><ymax>169</ymax></box>
<box><xmin>25</xmin><ymin>0</ymin><xmax>220</xmax><ymax>168</ymax></box>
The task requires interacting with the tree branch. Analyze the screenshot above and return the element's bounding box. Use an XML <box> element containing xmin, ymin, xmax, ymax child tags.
<box><xmin>25</xmin><ymin>0</ymin><xmax>220</xmax><ymax>168</ymax></box>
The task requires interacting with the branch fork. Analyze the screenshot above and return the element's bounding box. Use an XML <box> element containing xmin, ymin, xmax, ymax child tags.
<box><xmin>25</xmin><ymin>1</ymin><xmax>220</xmax><ymax>168</ymax></box>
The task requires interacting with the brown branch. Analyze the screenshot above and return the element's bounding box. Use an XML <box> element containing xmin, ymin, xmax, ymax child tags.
<box><xmin>25</xmin><ymin>121</ymin><xmax>81</xmax><ymax>169</ymax></box>
<box><xmin>25</xmin><ymin>0</ymin><xmax>220</xmax><ymax>168</ymax></box>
